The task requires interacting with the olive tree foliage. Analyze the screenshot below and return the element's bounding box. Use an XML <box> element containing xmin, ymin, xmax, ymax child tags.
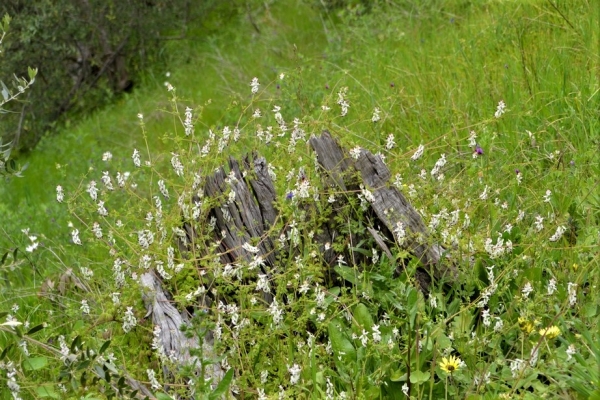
<box><xmin>0</xmin><ymin>14</ymin><xmax>36</xmax><ymax>178</ymax></box>
<box><xmin>0</xmin><ymin>0</ymin><xmax>199</xmax><ymax>152</ymax></box>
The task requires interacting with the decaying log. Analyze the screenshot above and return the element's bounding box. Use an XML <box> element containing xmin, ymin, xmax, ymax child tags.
<box><xmin>310</xmin><ymin>131</ymin><xmax>457</xmax><ymax>283</ymax></box>
<box><xmin>203</xmin><ymin>155</ymin><xmax>277</xmax><ymax>269</ymax></box>
<box><xmin>140</xmin><ymin>272</ymin><xmax>224</xmax><ymax>389</ymax></box>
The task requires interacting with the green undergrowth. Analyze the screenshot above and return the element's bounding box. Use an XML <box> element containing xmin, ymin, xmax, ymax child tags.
<box><xmin>0</xmin><ymin>0</ymin><xmax>599</xmax><ymax>399</ymax></box>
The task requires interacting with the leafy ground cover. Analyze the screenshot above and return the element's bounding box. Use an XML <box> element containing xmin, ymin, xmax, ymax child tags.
<box><xmin>0</xmin><ymin>1</ymin><xmax>599</xmax><ymax>399</ymax></box>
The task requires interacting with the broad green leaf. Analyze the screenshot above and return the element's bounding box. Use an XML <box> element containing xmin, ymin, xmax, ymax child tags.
<box><xmin>334</xmin><ymin>265</ymin><xmax>357</xmax><ymax>285</ymax></box>
<box><xmin>35</xmin><ymin>385</ymin><xmax>59</xmax><ymax>399</ymax></box>
<box><xmin>409</xmin><ymin>370</ymin><xmax>430</xmax><ymax>385</ymax></box>
<box><xmin>436</xmin><ymin>333</ymin><xmax>452</xmax><ymax>350</ymax></box>
<box><xmin>353</xmin><ymin>303</ymin><xmax>374</xmax><ymax>331</ymax></box>
<box><xmin>209</xmin><ymin>368</ymin><xmax>234</xmax><ymax>400</ymax></box>
<box><xmin>328</xmin><ymin>321</ymin><xmax>356</xmax><ymax>362</ymax></box>
<box><xmin>390</xmin><ymin>369</ymin><xmax>407</xmax><ymax>382</ymax></box>
<box><xmin>156</xmin><ymin>394</ymin><xmax>174</xmax><ymax>400</ymax></box>
<box><xmin>23</xmin><ymin>356</ymin><xmax>48</xmax><ymax>370</ymax></box>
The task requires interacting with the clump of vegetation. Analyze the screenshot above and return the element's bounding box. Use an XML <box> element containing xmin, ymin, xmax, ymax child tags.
<box><xmin>0</xmin><ymin>1</ymin><xmax>599</xmax><ymax>399</ymax></box>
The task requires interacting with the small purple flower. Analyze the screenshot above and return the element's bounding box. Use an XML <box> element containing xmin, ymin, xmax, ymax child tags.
<box><xmin>515</xmin><ymin>169</ymin><xmax>521</xmax><ymax>175</ymax></box>
<box><xmin>570</xmin><ymin>160</ymin><xmax>575</xmax><ymax>166</ymax></box>
<box><xmin>286</xmin><ymin>192</ymin><xmax>294</xmax><ymax>200</ymax></box>
<box><xmin>276</xmin><ymin>84</ymin><xmax>280</xmax><ymax>90</ymax></box>
<box><xmin>475</xmin><ymin>145</ymin><xmax>484</xmax><ymax>155</ymax></box>
<box><xmin>390</xmin><ymin>82</ymin><xmax>395</xmax><ymax>88</ymax></box>
<box><xmin>325</xmin><ymin>84</ymin><xmax>330</xmax><ymax>90</ymax></box>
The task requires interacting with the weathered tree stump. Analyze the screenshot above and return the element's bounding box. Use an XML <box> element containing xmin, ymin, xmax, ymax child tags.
<box><xmin>145</xmin><ymin>130</ymin><xmax>457</xmax><ymax>396</ymax></box>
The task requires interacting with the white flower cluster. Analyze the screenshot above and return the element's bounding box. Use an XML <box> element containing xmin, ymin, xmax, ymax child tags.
<box><xmin>122</xmin><ymin>307</ymin><xmax>137</xmax><ymax>333</ymax></box>
<box><xmin>430</xmin><ymin>153</ymin><xmax>446</xmax><ymax>180</ymax></box>
<box><xmin>568</xmin><ymin>282</ymin><xmax>577</xmax><ymax>306</ymax></box>
<box><xmin>494</xmin><ymin>100</ymin><xmax>506</xmax><ymax>118</ymax></box>
<box><xmin>250</xmin><ymin>77</ymin><xmax>260</xmax><ymax>94</ymax></box>
<box><xmin>371</xmin><ymin>107</ymin><xmax>380</xmax><ymax>122</ymax></box>
<box><xmin>484</xmin><ymin>235</ymin><xmax>513</xmax><ymax>259</ymax></box>
<box><xmin>171</xmin><ymin>153</ymin><xmax>184</xmax><ymax>177</ymax></box>
<box><xmin>549</xmin><ymin>225</ymin><xmax>566</xmax><ymax>242</ymax></box>
<box><xmin>268</xmin><ymin>298</ymin><xmax>284</xmax><ymax>326</ymax></box>
<box><xmin>411</xmin><ymin>144</ymin><xmax>424</xmax><ymax>161</ymax></box>
<box><xmin>394</xmin><ymin>221</ymin><xmax>406</xmax><ymax>245</ymax></box>
<box><xmin>184</xmin><ymin>107</ymin><xmax>194</xmax><ymax>136</ymax></box>
<box><xmin>337</xmin><ymin>87</ymin><xmax>349</xmax><ymax>117</ymax></box>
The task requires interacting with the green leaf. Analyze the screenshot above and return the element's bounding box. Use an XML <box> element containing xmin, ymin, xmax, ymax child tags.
<box><xmin>328</xmin><ymin>321</ymin><xmax>356</xmax><ymax>362</ymax></box>
<box><xmin>76</xmin><ymin>359</ymin><xmax>91</xmax><ymax>370</ymax></box>
<box><xmin>436</xmin><ymin>333</ymin><xmax>452</xmax><ymax>350</ymax></box>
<box><xmin>156</xmin><ymin>394</ymin><xmax>174</xmax><ymax>400</ymax></box>
<box><xmin>583</xmin><ymin>303</ymin><xmax>597</xmax><ymax>318</ymax></box>
<box><xmin>94</xmin><ymin>365</ymin><xmax>106</xmax><ymax>380</ymax></box>
<box><xmin>27</xmin><ymin>324</ymin><xmax>45</xmax><ymax>335</ymax></box>
<box><xmin>0</xmin><ymin>81</ymin><xmax>9</xmax><ymax>101</ymax></box>
<box><xmin>104</xmin><ymin>362</ymin><xmax>118</xmax><ymax>374</ymax></box>
<box><xmin>407</xmin><ymin>287</ymin><xmax>418</xmax><ymax>328</ymax></box>
<box><xmin>353</xmin><ymin>303</ymin><xmax>374</xmax><ymax>331</ymax></box>
<box><xmin>28</xmin><ymin>67</ymin><xmax>38</xmax><ymax>81</ymax></box>
<box><xmin>1</xmin><ymin>251</ymin><xmax>8</xmax><ymax>265</ymax></box>
<box><xmin>334</xmin><ymin>265</ymin><xmax>357</xmax><ymax>285</ymax></box>
<box><xmin>71</xmin><ymin>335</ymin><xmax>82</xmax><ymax>353</ymax></box>
<box><xmin>208</xmin><ymin>368</ymin><xmax>234</xmax><ymax>400</ymax></box>
<box><xmin>409</xmin><ymin>370</ymin><xmax>430</xmax><ymax>385</ymax></box>
<box><xmin>35</xmin><ymin>385</ymin><xmax>59</xmax><ymax>398</ymax></box>
<box><xmin>0</xmin><ymin>344</ymin><xmax>11</xmax><ymax>360</ymax></box>
<box><xmin>23</xmin><ymin>356</ymin><xmax>48</xmax><ymax>371</ymax></box>
<box><xmin>99</xmin><ymin>340</ymin><xmax>111</xmax><ymax>355</ymax></box>
<box><xmin>73</xmin><ymin>320</ymin><xmax>85</xmax><ymax>331</ymax></box>
<box><xmin>390</xmin><ymin>369</ymin><xmax>407</xmax><ymax>382</ymax></box>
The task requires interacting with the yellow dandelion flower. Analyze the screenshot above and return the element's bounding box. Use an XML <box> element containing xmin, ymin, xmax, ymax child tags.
<box><xmin>518</xmin><ymin>317</ymin><xmax>535</xmax><ymax>334</ymax></box>
<box><xmin>439</xmin><ymin>355</ymin><xmax>462</xmax><ymax>374</ymax></box>
<box><xmin>539</xmin><ymin>326</ymin><xmax>560</xmax><ymax>339</ymax></box>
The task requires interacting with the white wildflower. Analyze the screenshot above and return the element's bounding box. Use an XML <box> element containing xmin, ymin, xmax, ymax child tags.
<box><xmin>250</xmin><ymin>77</ymin><xmax>260</xmax><ymax>94</ymax></box>
<box><xmin>494</xmin><ymin>100</ymin><xmax>506</xmax><ymax>118</ymax></box>
<box><xmin>411</xmin><ymin>144</ymin><xmax>424</xmax><ymax>161</ymax></box>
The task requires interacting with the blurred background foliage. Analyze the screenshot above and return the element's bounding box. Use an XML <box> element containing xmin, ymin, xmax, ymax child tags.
<box><xmin>0</xmin><ymin>0</ymin><xmax>294</xmax><ymax>153</ymax></box>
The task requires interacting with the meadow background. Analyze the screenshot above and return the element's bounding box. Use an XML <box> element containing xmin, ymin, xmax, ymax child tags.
<box><xmin>0</xmin><ymin>0</ymin><xmax>599</xmax><ymax>399</ymax></box>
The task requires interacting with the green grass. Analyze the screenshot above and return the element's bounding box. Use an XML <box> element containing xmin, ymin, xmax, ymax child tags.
<box><xmin>0</xmin><ymin>0</ymin><xmax>599</xmax><ymax>399</ymax></box>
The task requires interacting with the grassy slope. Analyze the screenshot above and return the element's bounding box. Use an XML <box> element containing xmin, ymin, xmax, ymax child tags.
<box><xmin>1</xmin><ymin>1</ymin><xmax>597</xmax><ymax>257</ymax></box>
<box><xmin>0</xmin><ymin>0</ymin><xmax>599</xmax><ymax>397</ymax></box>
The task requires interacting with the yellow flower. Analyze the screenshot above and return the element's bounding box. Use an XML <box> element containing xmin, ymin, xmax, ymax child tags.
<box><xmin>539</xmin><ymin>326</ymin><xmax>561</xmax><ymax>339</ymax></box>
<box><xmin>518</xmin><ymin>317</ymin><xmax>535</xmax><ymax>334</ymax></box>
<box><xmin>439</xmin><ymin>355</ymin><xmax>462</xmax><ymax>374</ymax></box>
